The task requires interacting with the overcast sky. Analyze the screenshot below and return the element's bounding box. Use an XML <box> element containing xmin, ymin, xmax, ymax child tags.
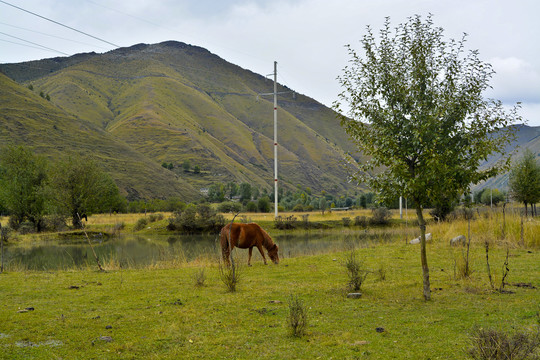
<box><xmin>1</xmin><ymin>0</ymin><xmax>539</xmax><ymax>126</ymax></box>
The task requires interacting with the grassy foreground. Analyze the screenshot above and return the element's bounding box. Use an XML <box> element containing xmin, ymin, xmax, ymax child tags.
<box><xmin>1</xmin><ymin>237</ymin><xmax>538</xmax><ymax>359</ymax></box>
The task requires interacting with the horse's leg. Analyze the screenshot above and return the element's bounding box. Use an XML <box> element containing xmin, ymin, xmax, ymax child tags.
<box><xmin>256</xmin><ymin>244</ymin><xmax>268</xmax><ymax>265</ymax></box>
<box><xmin>248</xmin><ymin>247</ymin><xmax>253</xmax><ymax>266</ymax></box>
<box><xmin>222</xmin><ymin>240</ymin><xmax>231</xmax><ymax>266</ymax></box>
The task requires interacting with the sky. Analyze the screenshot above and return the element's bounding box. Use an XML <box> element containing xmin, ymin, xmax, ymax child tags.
<box><xmin>1</xmin><ymin>0</ymin><xmax>539</xmax><ymax>126</ymax></box>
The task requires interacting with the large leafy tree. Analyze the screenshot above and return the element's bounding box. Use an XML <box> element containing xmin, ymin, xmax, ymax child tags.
<box><xmin>49</xmin><ymin>156</ymin><xmax>123</xmax><ymax>228</ymax></box>
<box><xmin>508</xmin><ymin>149</ymin><xmax>540</xmax><ymax>216</ymax></box>
<box><xmin>0</xmin><ymin>145</ymin><xmax>48</xmax><ymax>231</ymax></box>
<box><xmin>335</xmin><ymin>15</ymin><xmax>520</xmax><ymax>300</ymax></box>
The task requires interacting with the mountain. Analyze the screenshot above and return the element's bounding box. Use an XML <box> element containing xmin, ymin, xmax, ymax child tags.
<box><xmin>0</xmin><ymin>41</ymin><xmax>361</xmax><ymax>200</ymax></box>
<box><xmin>0</xmin><ymin>72</ymin><xmax>199</xmax><ymax>201</ymax></box>
<box><xmin>474</xmin><ymin>124</ymin><xmax>540</xmax><ymax>192</ymax></box>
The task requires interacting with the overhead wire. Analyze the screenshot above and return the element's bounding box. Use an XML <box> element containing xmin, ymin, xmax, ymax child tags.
<box><xmin>0</xmin><ymin>0</ymin><xmax>120</xmax><ymax>48</ymax></box>
<box><xmin>0</xmin><ymin>21</ymin><xmax>109</xmax><ymax>50</ymax></box>
<box><xmin>0</xmin><ymin>31</ymin><xmax>69</xmax><ymax>55</ymax></box>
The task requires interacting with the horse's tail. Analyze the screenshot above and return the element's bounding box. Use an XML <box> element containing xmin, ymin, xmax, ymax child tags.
<box><xmin>220</xmin><ymin>223</ymin><xmax>231</xmax><ymax>250</ymax></box>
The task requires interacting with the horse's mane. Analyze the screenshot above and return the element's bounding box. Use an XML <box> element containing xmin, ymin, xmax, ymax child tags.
<box><xmin>252</xmin><ymin>223</ymin><xmax>275</xmax><ymax>250</ymax></box>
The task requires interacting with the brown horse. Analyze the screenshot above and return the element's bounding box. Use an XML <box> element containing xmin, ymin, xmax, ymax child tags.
<box><xmin>220</xmin><ymin>223</ymin><xmax>279</xmax><ymax>266</ymax></box>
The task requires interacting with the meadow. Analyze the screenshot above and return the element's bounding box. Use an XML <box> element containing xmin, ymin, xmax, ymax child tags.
<box><xmin>0</xmin><ymin>207</ymin><xmax>538</xmax><ymax>359</ymax></box>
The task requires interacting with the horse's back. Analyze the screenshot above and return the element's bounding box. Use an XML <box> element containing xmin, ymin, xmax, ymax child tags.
<box><xmin>220</xmin><ymin>223</ymin><xmax>266</xmax><ymax>249</ymax></box>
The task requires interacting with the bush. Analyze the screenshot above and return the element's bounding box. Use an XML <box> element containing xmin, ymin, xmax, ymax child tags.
<box><xmin>134</xmin><ymin>217</ymin><xmax>149</xmax><ymax>231</ymax></box>
<box><xmin>167</xmin><ymin>204</ymin><xmax>225</xmax><ymax>233</ymax></box>
<box><xmin>245</xmin><ymin>201</ymin><xmax>258</xmax><ymax>212</ymax></box>
<box><xmin>287</xmin><ymin>295</ymin><xmax>308</xmax><ymax>337</ymax></box>
<box><xmin>370</xmin><ymin>207</ymin><xmax>391</xmax><ymax>225</ymax></box>
<box><xmin>274</xmin><ymin>215</ymin><xmax>297</xmax><ymax>230</ymax></box>
<box><xmin>18</xmin><ymin>221</ymin><xmax>36</xmax><ymax>234</ymax></box>
<box><xmin>342</xmin><ymin>217</ymin><xmax>351</xmax><ymax>227</ymax></box>
<box><xmin>468</xmin><ymin>326</ymin><xmax>540</xmax><ymax>360</ymax></box>
<box><xmin>217</xmin><ymin>202</ymin><xmax>242</xmax><ymax>213</ymax></box>
<box><xmin>258</xmin><ymin>196</ymin><xmax>271</xmax><ymax>213</ymax></box>
<box><xmin>354</xmin><ymin>216</ymin><xmax>368</xmax><ymax>227</ymax></box>
<box><xmin>41</xmin><ymin>215</ymin><xmax>67</xmax><ymax>232</ymax></box>
<box><xmin>293</xmin><ymin>204</ymin><xmax>304</xmax><ymax>212</ymax></box>
<box><xmin>344</xmin><ymin>249</ymin><xmax>369</xmax><ymax>291</ymax></box>
<box><xmin>148</xmin><ymin>213</ymin><xmax>164</xmax><ymax>223</ymax></box>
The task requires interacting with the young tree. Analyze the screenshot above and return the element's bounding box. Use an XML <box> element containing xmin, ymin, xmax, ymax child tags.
<box><xmin>508</xmin><ymin>149</ymin><xmax>540</xmax><ymax>216</ymax></box>
<box><xmin>49</xmin><ymin>156</ymin><xmax>123</xmax><ymax>228</ymax></box>
<box><xmin>0</xmin><ymin>146</ymin><xmax>48</xmax><ymax>231</ymax></box>
<box><xmin>239</xmin><ymin>182</ymin><xmax>252</xmax><ymax>203</ymax></box>
<box><xmin>335</xmin><ymin>15</ymin><xmax>520</xmax><ymax>300</ymax></box>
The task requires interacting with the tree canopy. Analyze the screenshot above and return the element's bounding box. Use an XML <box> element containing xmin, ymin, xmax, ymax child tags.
<box><xmin>0</xmin><ymin>145</ymin><xmax>48</xmax><ymax>231</ymax></box>
<box><xmin>335</xmin><ymin>15</ymin><xmax>521</xmax><ymax>300</ymax></box>
<box><xmin>508</xmin><ymin>149</ymin><xmax>540</xmax><ymax>216</ymax></box>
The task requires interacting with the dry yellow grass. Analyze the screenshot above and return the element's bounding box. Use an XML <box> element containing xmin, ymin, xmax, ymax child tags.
<box><xmin>223</xmin><ymin>208</ymin><xmax>418</xmax><ymax>222</ymax></box>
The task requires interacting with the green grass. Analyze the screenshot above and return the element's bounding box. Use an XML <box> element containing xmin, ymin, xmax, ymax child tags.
<box><xmin>1</xmin><ymin>238</ymin><xmax>538</xmax><ymax>359</ymax></box>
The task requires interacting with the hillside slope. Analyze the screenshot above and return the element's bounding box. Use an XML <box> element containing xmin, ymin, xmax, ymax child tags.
<box><xmin>0</xmin><ymin>73</ymin><xmax>199</xmax><ymax>201</ymax></box>
<box><xmin>1</xmin><ymin>41</ymin><xmax>360</xmax><ymax>196</ymax></box>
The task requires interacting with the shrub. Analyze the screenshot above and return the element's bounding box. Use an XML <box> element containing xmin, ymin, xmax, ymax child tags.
<box><xmin>287</xmin><ymin>295</ymin><xmax>308</xmax><ymax>337</ymax></box>
<box><xmin>354</xmin><ymin>216</ymin><xmax>368</xmax><ymax>227</ymax></box>
<box><xmin>468</xmin><ymin>326</ymin><xmax>540</xmax><ymax>360</ymax></box>
<box><xmin>342</xmin><ymin>217</ymin><xmax>351</xmax><ymax>227</ymax></box>
<box><xmin>41</xmin><ymin>215</ymin><xmax>67</xmax><ymax>232</ymax></box>
<box><xmin>148</xmin><ymin>213</ymin><xmax>164</xmax><ymax>223</ymax></box>
<box><xmin>274</xmin><ymin>215</ymin><xmax>297</xmax><ymax>230</ymax></box>
<box><xmin>245</xmin><ymin>201</ymin><xmax>257</xmax><ymax>212</ymax></box>
<box><xmin>344</xmin><ymin>249</ymin><xmax>369</xmax><ymax>291</ymax></box>
<box><xmin>217</xmin><ymin>202</ymin><xmax>242</xmax><ymax>213</ymax></box>
<box><xmin>193</xmin><ymin>268</ymin><xmax>206</xmax><ymax>287</ymax></box>
<box><xmin>167</xmin><ymin>204</ymin><xmax>225</xmax><ymax>233</ymax></box>
<box><xmin>219</xmin><ymin>258</ymin><xmax>241</xmax><ymax>292</ymax></box>
<box><xmin>18</xmin><ymin>221</ymin><xmax>36</xmax><ymax>234</ymax></box>
<box><xmin>293</xmin><ymin>204</ymin><xmax>304</xmax><ymax>212</ymax></box>
<box><xmin>370</xmin><ymin>207</ymin><xmax>391</xmax><ymax>225</ymax></box>
<box><xmin>134</xmin><ymin>217</ymin><xmax>149</xmax><ymax>231</ymax></box>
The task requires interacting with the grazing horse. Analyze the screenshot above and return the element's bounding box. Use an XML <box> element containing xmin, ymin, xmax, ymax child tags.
<box><xmin>220</xmin><ymin>223</ymin><xmax>279</xmax><ymax>266</ymax></box>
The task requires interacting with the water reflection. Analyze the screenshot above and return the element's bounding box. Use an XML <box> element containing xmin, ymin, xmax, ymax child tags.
<box><xmin>3</xmin><ymin>229</ymin><xmax>414</xmax><ymax>271</ymax></box>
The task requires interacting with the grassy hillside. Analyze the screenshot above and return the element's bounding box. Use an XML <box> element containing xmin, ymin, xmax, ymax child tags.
<box><xmin>0</xmin><ymin>73</ymin><xmax>199</xmax><ymax>201</ymax></box>
<box><xmin>1</xmin><ymin>41</ymin><xmax>361</xmax><ymax>196</ymax></box>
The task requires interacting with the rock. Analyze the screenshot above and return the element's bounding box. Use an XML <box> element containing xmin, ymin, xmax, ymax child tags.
<box><xmin>450</xmin><ymin>235</ymin><xmax>466</xmax><ymax>246</ymax></box>
<box><xmin>376</xmin><ymin>327</ymin><xmax>385</xmax><ymax>333</ymax></box>
<box><xmin>99</xmin><ymin>336</ymin><xmax>113</xmax><ymax>342</ymax></box>
<box><xmin>347</xmin><ymin>293</ymin><xmax>362</xmax><ymax>299</ymax></box>
<box><xmin>409</xmin><ymin>233</ymin><xmax>432</xmax><ymax>244</ymax></box>
<box><xmin>105</xmin><ymin>325</ymin><xmax>112</xmax><ymax>329</ymax></box>
<box><xmin>268</xmin><ymin>300</ymin><xmax>282</xmax><ymax>304</ymax></box>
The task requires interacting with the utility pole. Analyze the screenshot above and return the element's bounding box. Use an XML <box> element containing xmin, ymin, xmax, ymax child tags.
<box><xmin>273</xmin><ymin>61</ymin><xmax>278</xmax><ymax>218</ymax></box>
<box><xmin>257</xmin><ymin>61</ymin><xmax>295</xmax><ymax>218</ymax></box>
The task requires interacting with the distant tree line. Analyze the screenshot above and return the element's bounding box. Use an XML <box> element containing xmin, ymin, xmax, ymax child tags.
<box><xmin>0</xmin><ymin>145</ymin><xmax>126</xmax><ymax>232</ymax></box>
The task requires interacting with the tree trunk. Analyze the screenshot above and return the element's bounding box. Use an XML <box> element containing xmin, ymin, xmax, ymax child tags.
<box><xmin>415</xmin><ymin>206</ymin><xmax>431</xmax><ymax>301</ymax></box>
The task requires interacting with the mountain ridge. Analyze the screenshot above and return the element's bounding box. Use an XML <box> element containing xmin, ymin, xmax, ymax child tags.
<box><xmin>1</xmin><ymin>41</ymin><xmax>362</xmax><ymax>200</ymax></box>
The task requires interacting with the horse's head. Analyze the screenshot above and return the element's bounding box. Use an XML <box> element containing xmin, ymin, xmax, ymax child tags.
<box><xmin>268</xmin><ymin>244</ymin><xmax>279</xmax><ymax>264</ymax></box>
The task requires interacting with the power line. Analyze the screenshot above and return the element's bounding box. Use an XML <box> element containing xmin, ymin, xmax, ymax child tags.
<box><xmin>0</xmin><ymin>37</ymin><xmax>62</xmax><ymax>53</ymax></box>
<box><xmin>0</xmin><ymin>0</ymin><xmax>120</xmax><ymax>48</ymax></box>
<box><xmin>0</xmin><ymin>31</ymin><xmax>68</xmax><ymax>55</ymax></box>
<box><xmin>0</xmin><ymin>21</ymin><xmax>109</xmax><ymax>50</ymax></box>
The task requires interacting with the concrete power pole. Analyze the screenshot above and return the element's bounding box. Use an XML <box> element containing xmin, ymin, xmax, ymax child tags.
<box><xmin>273</xmin><ymin>61</ymin><xmax>278</xmax><ymax>218</ymax></box>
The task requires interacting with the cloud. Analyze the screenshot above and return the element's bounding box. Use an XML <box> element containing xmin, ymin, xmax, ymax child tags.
<box><xmin>487</xmin><ymin>57</ymin><xmax>540</xmax><ymax>104</ymax></box>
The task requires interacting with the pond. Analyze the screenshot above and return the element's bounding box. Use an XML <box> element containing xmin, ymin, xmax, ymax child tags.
<box><xmin>1</xmin><ymin>228</ymin><xmax>416</xmax><ymax>271</ymax></box>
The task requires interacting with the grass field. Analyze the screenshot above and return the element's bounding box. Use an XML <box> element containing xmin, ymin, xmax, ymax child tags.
<box><xmin>1</xmin><ymin>224</ymin><xmax>539</xmax><ymax>359</ymax></box>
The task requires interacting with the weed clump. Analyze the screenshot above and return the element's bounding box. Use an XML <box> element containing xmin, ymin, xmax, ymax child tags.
<box><xmin>468</xmin><ymin>325</ymin><xmax>540</xmax><ymax>359</ymax></box>
<box><xmin>343</xmin><ymin>249</ymin><xmax>369</xmax><ymax>291</ymax></box>
<box><xmin>193</xmin><ymin>268</ymin><xmax>206</xmax><ymax>287</ymax></box>
<box><xmin>287</xmin><ymin>295</ymin><xmax>308</xmax><ymax>337</ymax></box>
